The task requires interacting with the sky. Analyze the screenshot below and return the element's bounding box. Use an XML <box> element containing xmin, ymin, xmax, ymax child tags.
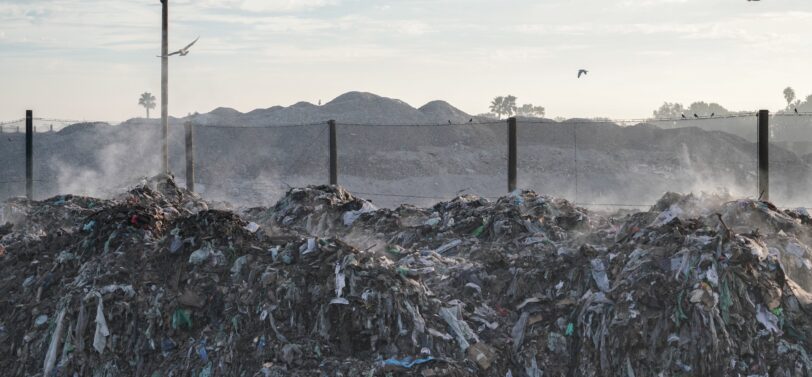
<box><xmin>1</xmin><ymin>0</ymin><xmax>812</xmax><ymax>122</ymax></box>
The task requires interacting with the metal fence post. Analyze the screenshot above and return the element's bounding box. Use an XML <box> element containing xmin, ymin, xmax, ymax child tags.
<box><xmin>508</xmin><ymin>117</ymin><xmax>517</xmax><ymax>193</ymax></box>
<box><xmin>758</xmin><ymin>110</ymin><xmax>769</xmax><ymax>201</ymax></box>
<box><xmin>185</xmin><ymin>121</ymin><xmax>195</xmax><ymax>192</ymax></box>
<box><xmin>26</xmin><ymin>110</ymin><xmax>33</xmax><ymax>200</ymax></box>
<box><xmin>329</xmin><ymin>120</ymin><xmax>337</xmax><ymax>185</ymax></box>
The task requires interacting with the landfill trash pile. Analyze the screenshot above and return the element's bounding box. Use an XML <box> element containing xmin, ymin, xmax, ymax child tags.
<box><xmin>2</xmin><ymin>177</ymin><xmax>812</xmax><ymax>376</ymax></box>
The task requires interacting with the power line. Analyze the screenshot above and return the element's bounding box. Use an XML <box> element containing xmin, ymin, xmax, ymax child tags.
<box><xmin>336</xmin><ymin>121</ymin><xmax>505</xmax><ymax>127</ymax></box>
<box><xmin>197</xmin><ymin>122</ymin><xmax>327</xmax><ymax>129</ymax></box>
<box><xmin>7</xmin><ymin>112</ymin><xmax>812</xmax><ymax>130</ymax></box>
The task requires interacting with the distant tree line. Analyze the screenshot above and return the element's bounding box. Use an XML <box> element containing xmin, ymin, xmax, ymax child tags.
<box><xmin>483</xmin><ymin>95</ymin><xmax>545</xmax><ymax>119</ymax></box>
<box><xmin>653</xmin><ymin>87</ymin><xmax>812</xmax><ymax>119</ymax></box>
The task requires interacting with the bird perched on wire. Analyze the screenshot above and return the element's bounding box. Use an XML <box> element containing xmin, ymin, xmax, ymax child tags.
<box><xmin>158</xmin><ymin>37</ymin><xmax>199</xmax><ymax>57</ymax></box>
<box><xmin>577</xmin><ymin>69</ymin><xmax>588</xmax><ymax>78</ymax></box>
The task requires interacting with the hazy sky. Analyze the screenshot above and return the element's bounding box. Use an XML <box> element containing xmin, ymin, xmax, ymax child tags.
<box><xmin>1</xmin><ymin>0</ymin><xmax>811</xmax><ymax>121</ymax></box>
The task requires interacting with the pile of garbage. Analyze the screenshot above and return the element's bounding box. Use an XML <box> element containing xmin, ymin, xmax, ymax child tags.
<box><xmin>2</xmin><ymin>177</ymin><xmax>812</xmax><ymax>376</ymax></box>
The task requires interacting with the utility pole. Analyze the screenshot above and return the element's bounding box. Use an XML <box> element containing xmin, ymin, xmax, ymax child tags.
<box><xmin>161</xmin><ymin>0</ymin><xmax>169</xmax><ymax>174</ymax></box>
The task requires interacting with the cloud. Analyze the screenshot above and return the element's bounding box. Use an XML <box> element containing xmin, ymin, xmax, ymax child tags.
<box><xmin>618</xmin><ymin>0</ymin><xmax>689</xmax><ymax>6</ymax></box>
<box><xmin>196</xmin><ymin>0</ymin><xmax>339</xmax><ymax>13</ymax></box>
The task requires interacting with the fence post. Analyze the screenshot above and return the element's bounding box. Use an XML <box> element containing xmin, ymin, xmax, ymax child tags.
<box><xmin>507</xmin><ymin>117</ymin><xmax>517</xmax><ymax>193</ymax></box>
<box><xmin>185</xmin><ymin>121</ymin><xmax>195</xmax><ymax>192</ymax></box>
<box><xmin>758</xmin><ymin>109</ymin><xmax>769</xmax><ymax>201</ymax></box>
<box><xmin>26</xmin><ymin>110</ymin><xmax>33</xmax><ymax>200</ymax></box>
<box><xmin>329</xmin><ymin>120</ymin><xmax>337</xmax><ymax>185</ymax></box>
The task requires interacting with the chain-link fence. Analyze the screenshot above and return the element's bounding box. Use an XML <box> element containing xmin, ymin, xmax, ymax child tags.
<box><xmin>770</xmin><ymin>113</ymin><xmax>812</xmax><ymax>208</ymax></box>
<box><xmin>517</xmin><ymin>115</ymin><xmax>762</xmax><ymax>209</ymax></box>
<box><xmin>335</xmin><ymin>121</ymin><xmax>505</xmax><ymax>207</ymax></box>
<box><xmin>192</xmin><ymin>123</ymin><xmax>329</xmax><ymax>205</ymax></box>
<box><xmin>1</xmin><ymin>114</ymin><xmax>811</xmax><ymax>209</ymax></box>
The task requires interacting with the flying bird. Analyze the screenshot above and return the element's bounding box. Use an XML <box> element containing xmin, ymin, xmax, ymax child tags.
<box><xmin>681</xmin><ymin>114</ymin><xmax>686</xmax><ymax>119</ymax></box>
<box><xmin>158</xmin><ymin>37</ymin><xmax>199</xmax><ymax>57</ymax></box>
<box><xmin>694</xmin><ymin>114</ymin><xmax>699</xmax><ymax>119</ymax></box>
<box><xmin>577</xmin><ymin>69</ymin><xmax>588</xmax><ymax>78</ymax></box>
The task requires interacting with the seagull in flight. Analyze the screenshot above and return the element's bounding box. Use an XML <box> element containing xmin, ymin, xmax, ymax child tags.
<box><xmin>577</xmin><ymin>69</ymin><xmax>588</xmax><ymax>78</ymax></box>
<box><xmin>158</xmin><ymin>37</ymin><xmax>199</xmax><ymax>57</ymax></box>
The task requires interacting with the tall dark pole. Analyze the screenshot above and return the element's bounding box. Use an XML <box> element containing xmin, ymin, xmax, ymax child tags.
<box><xmin>329</xmin><ymin>120</ymin><xmax>337</xmax><ymax>185</ymax></box>
<box><xmin>161</xmin><ymin>0</ymin><xmax>169</xmax><ymax>174</ymax></box>
<box><xmin>508</xmin><ymin>117</ymin><xmax>517</xmax><ymax>193</ymax></box>
<box><xmin>25</xmin><ymin>110</ymin><xmax>33</xmax><ymax>200</ymax></box>
<box><xmin>758</xmin><ymin>110</ymin><xmax>769</xmax><ymax>201</ymax></box>
<box><xmin>185</xmin><ymin>121</ymin><xmax>195</xmax><ymax>192</ymax></box>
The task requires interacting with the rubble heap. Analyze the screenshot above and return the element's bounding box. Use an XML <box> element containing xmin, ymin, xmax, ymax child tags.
<box><xmin>2</xmin><ymin>178</ymin><xmax>812</xmax><ymax>376</ymax></box>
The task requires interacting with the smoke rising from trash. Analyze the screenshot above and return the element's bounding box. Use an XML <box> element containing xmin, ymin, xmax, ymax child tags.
<box><xmin>2</xmin><ymin>93</ymin><xmax>811</xmax><ymax>210</ymax></box>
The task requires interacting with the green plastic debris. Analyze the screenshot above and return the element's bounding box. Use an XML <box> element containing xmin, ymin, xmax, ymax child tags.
<box><xmin>83</xmin><ymin>220</ymin><xmax>96</xmax><ymax>232</ymax></box>
<box><xmin>198</xmin><ymin>362</ymin><xmax>212</xmax><ymax>377</ymax></box>
<box><xmin>565</xmin><ymin>323</ymin><xmax>574</xmax><ymax>336</ymax></box>
<box><xmin>231</xmin><ymin>315</ymin><xmax>240</xmax><ymax>332</ymax></box>
<box><xmin>396</xmin><ymin>266</ymin><xmax>410</xmax><ymax>276</ymax></box>
<box><xmin>719</xmin><ymin>280</ymin><xmax>732</xmax><ymax>324</ymax></box>
<box><xmin>386</xmin><ymin>246</ymin><xmax>404</xmax><ymax>257</ymax></box>
<box><xmin>773</xmin><ymin>307</ymin><xmax>785</xmax><ymax>329</ymax></box>
<box><xmin>171</xmin><ymin>309</ymin><xmax>192</xmax><ymax>330</ymax></box>
<box><xmin>103</xmin><ymin>231</ymin><xmax>117</xmax><ymax>254</ymax></box>
<box><xmin>281</xmin><ymin>252</ymin><xmax>293</xmax><ymax>265</ymax></box>
<box><xmin>674</xmin><ymin>290</ymin><xmax>688</xmax><ymax>326</ymax></box>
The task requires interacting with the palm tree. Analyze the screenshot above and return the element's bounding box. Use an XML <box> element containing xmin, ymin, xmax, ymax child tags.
<box><xmin>783</xmin><ymin>87</ymin><xmax>796</xmax><ymax>110</ymax></box>
<box><xmin>139</xmin><ymin>92</ymin><xmax>157</xmax><ymax>118</ymax></box>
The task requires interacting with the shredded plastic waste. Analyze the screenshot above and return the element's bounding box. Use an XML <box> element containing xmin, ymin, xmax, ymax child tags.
<box><xmin>2</xmin><ymin>178</ymin><xmax>812</xmax><ymax>376</ymax></box>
